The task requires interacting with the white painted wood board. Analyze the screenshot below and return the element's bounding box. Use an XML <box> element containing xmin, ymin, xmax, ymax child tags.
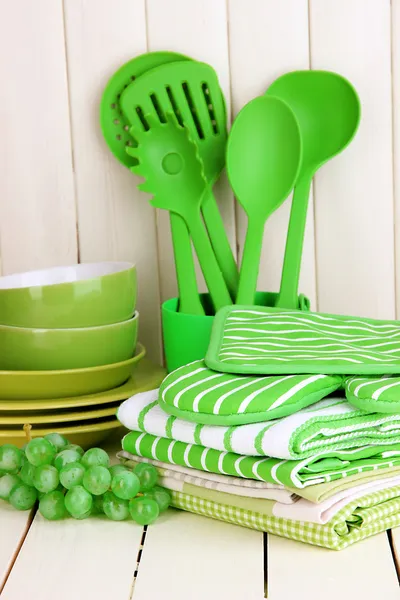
<box><xmin>310</xmin><ymin>0</ymin><xmax>395</xmax><ymax>319</ymax></box>
<box><xmin>228</xmin><ymin>0</ymin><xmax>317</xmax><ymax>307</ymax></box>
<box><xmin>0</xmin><ymin>505</ymin><xmax>33</xmax><ymax>593</ymax></box>
<box><xmin>0</xmin><ymin>0</ymin><xmax>77</xmax><ymax>276</ymax></box>
<box><xmin>133</xmin><ymin>509</ymin><xmax>264</xmax><ymax>600</ymax></box>
<box><xmin>268</xmin><ymin>532</ymin><xmax>400</xmax><ymax>600</ymax></box>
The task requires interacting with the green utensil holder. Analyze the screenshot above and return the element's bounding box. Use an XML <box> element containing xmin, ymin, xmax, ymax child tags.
<box><xmin>162</xmin><ymin>292</ymin><xmax>310</xmax><ymax>372</ymax></box>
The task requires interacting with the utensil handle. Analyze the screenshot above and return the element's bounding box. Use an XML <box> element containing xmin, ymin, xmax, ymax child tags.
<box><xmin>187</xmin><ymin>212</ymin><xmax>232</xmax><ymax>311</ymax></box>
<box><xmin>276</xmin><ymin>175</ymin><xmax>312</xmax><ymax>309</ymax></box>
<box><xmin>236</xmin><ymin>218</ymin><xmax>265</xmax><ymax>305</ymax></box>
<box><xmin>170</xmin><ymin>213</ymin><xmax>205</xmax><ymax>316</ymax></box>
<box><xmin>201</xmin><ymin>191</ymin><xmax>239</xmax><ymax>298</ymax></box>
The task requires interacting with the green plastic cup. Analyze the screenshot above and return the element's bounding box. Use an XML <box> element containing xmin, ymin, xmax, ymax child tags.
<box><xmin>162</xmin><ymin>292</ymin><xmax>310</xmax><ymax>372</ymax></box>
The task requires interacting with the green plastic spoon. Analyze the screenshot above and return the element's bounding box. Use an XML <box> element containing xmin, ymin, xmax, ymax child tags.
<box><xmin>226</xmin><ymin>96</ymin><xmax>302</xmax><ymax>305</ymax></box>
<box><xmin>127</xmin><ymin>114</ymin><xmax>232</xmax><ymax>312</ymax></box>
<box><xmin>100</xmin><ymin>52</ymin><xmax>205</xmax><ymax>316</ymax></box>
<box><xmin>266</xmin><ymin>70</ymin><xmax>361</xmax><ymax>309</ymax></box>
<box><xmin>119</xmin><ymin>60</ymin><xmax>239</xmax><ymax>298</ymax></box>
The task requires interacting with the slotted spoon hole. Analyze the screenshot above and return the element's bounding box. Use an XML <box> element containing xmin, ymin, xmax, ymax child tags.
<box><xmin>110</xmin><ymin>103</ymin><xmax>116</xmax><ymax>109</ymax></box>
<box><xmin>202</xmin><ymin>83</ymin><xmax>219</xmax><ymax>134</ymax></box>
<box><xmin>113</xmin><ymin>119</ymin><xmax>120</xmax><ymax>125</ymax></box>
<box><xmin>136</xmin><ymin>107</ymin><xmax>150</xmax><ymax>131</ymax></box>
<box><xmin>166</xmin><ymin>86</ymin><xmax>184</xmax><ymax>127</ymax></box>
<box><xmin>150</xmin><ymin>93</ymin><xmax>166</xmax><ymax>123</ymax></box>
<box><xmin>124</xmin><ymin>125</ymin><xmax>130</xmax><ymax>131</ymax></box>
<box><xmin>182</xmin><ymin>82</ymin><xmax>204</xmax><ymax>139</ymax></box>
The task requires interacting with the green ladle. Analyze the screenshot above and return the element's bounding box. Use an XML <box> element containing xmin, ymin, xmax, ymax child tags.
<box><xmin>119</xmin><ymin>60</ymin><xmax>239</xmax><ymax>298</ymax></box>
<box><xmin>226</xmin><ymin>96</ymin><xmax>302</xmax><ymax>305</ymax></box>
<box><xmin>100</xmin><ymin>52</ymin><xmax>205</xmax><ymax>316</ymax></box>
<box><xmin>266</xmin><ymin>70</ymin><xmax>361</xmax><ymax>309</ymax></box>
<box><xmin>127</xmin><ymin>114</ymin><xmax>231</xmax><ymax>312</ymax></box>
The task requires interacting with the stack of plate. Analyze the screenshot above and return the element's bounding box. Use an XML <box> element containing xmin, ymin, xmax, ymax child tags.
<box><xmin>0</xmin><ymin>262</ymin><xmax>164</xmax><ymax>447</ymax></box>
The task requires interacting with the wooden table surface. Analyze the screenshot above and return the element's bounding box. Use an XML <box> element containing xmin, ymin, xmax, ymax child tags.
<box><xmin>1</xmin><ymin>429</ymin><xmax>400</xmax><ymax>600</ymax></box>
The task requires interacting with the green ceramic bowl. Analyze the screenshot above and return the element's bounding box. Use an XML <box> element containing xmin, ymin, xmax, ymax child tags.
<box><xmin>0</xmin><ymin>312</ymin><xmax>139</xmax><ymax>371</ymax></box>
<box><xmin>0</xmin><ymin>261</ymin><xmax>137</xmax><ymax>328</ymax></box>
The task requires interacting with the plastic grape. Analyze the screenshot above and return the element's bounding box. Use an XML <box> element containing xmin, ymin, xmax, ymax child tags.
<box><xmin>44</xmin><ymin>433</ymin><xmax>68</xmax><ymax>452</ymax></box>
<box><xmin>63</xmin><ymin>444</ymin><xmax>84</xmax><ymax>457</ymax></box>
<box><xmin>59</xmin><ymin>462</ymin><xmax>85</xmax><ymax>489</ymax></box>
<box><xmin>54</xmin><ymin>448</ymin><xmax>82</xmax><ymax>470</ymax></box>
<box><xmin>25</xmin><ymin>438</ymin><xmax>56</xmax><ymax>467</ymax></box>
<box><xmin>111</xmin><ymin>470</ymin><xmax>140</xmax><ymax>500</ymax></box>
<box><xmin>82</xmin><ymin>466</ymin><xmax>111</xmax><ymax>496</ymax></box>
<box><xmin>0</xmin><ymin>444</ymin><xmax>23</xmax><ymax>473</ymax></box>
<box><xmin>33</xmin><ymin>465</ymin><xmax>59</xmax><ymax>493</ymax></box>
<box><xmin>74</xmin><ymin>509</ymin><xmax>92</xmax><ymax>520</ymax></box>
<box><xmin>92</xmin><ymin>495</ymin><xmax>104</xmax><ymax>514</ymax></box>
<box><xmin>39</xmin><ymin>490</ymin><xmax>66</xmax><ymax>520</ymax></box>
<box><xmin>134</xmin><ymin>463</ymin><xmax>158</xmax><ymax>492</ymax></box>
<box><xmin>0</xmin><ymin>474</ymin><xmax>20</xmax><ymax>500</ymax></box>
<box><xmin>102</xmin><ymin>491</ymin><xmax>129</xmax><ymax>521</ymax></box>
<box><xmin>9</xmin><ymin>484</ymin><xmax>37</xmax><ymax>510</ymax></box>
<box><xmin>19</xmin><ymin>461</ymin><xmax>36</xmax><ymax>487</ymax></box>
<box><xmin>145</xmin><ymin>485</ymin><xmax>171</xmax><ymax>512</ymax></box>
<box><xmin>65</xmin><ymin>485</ymin><xmax>93</xmax><ymax>519</ymax></box>
<box><xmin>81</xmin><ymin>448</ymin><xmax>110</xmax><ymax>469</ymax></box>
<box><xmin>109</xmin><ymin>464</ymin><xmax>128</xmax><ymax>477</ymax></box>
<box><xmin>129</xmin><ymin>496</ymin><xmax>159</xmax><ymax>525</ymax></box>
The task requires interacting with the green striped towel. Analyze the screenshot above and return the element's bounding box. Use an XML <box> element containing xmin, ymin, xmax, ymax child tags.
<box><xmin>158</xmin><ymin>359</ymin><xmax>342</xmax><ymax>425</ymax></box>
<box><xmin>170</xmin><ymin>486</ymin><xmax>400</xmax><ymax>550</ymax></box>
<box><xmin>118</xmin><ymin>391</ymin><xmax>400</xmax><ymax>460</ymax></box>
<box><xmin>122</xmin><ymin>430</ymin><xmax>400</xmax><ymax>489</ymax></box>
<box><xmin>206</xmin><ymin>306</ymin><xmax>400</xmax><ymax>375</ymax></box>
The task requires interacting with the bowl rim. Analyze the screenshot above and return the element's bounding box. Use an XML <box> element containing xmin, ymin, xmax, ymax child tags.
<box><xmin>0</xmin><ymin>311</ymin><xmax>139</xmax><ymax>333</ymax></box>
<box><xmin>0</xmin><ymin>342</ymin><xmax>145</xmax><ymax>376</ymax></box>
<box><xmin>0</xmin><ymin>261</ymin><xmax>136</xmax><ymax>291</ymax></box>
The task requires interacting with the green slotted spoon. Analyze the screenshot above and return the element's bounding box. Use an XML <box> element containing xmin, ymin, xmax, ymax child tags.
<box><xmin>266</xmin><ymin>70</ymin><xmax>361</xmax><ymax>309</ymax></box>
<box><xmin>100</xmin><ymin>52</ymin><xmax>205</xmax><ymax>316</ymax></box>
<box><xmin>119</xmin><ymin>59</ymin><xmax>239</xmax><ymax>298</ymax></box>
<box><xmin>127</xmin><ymin>114</ymin><xmax>231</xmax><ymax>311</ymax></box>
<box><xmin>227</xmin><ymin>96</ymin><xmax>302</xmax><ymax>304</ymax></box>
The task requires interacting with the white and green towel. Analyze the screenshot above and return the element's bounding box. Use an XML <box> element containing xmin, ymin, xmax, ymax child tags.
<box><xmin>118</xmin><ymin>391</ymin><xmax>400</xmax><ymax>460</ymax></box>
<box><xmin>121</xmin><ymin>430</ymin><xmax>400</xmax><ymax>489</ymax></box>
<box><xmin>159</xmin><ymin>359</ymin><xmax>342</xmax><ymax>425</ymax></box>
<box><xmin>206</xmin><ymin>306</ymin><xmax>400</xmax><ymax>375</ymax></box>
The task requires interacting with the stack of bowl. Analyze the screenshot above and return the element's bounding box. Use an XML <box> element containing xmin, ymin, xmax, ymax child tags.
<box><xmin>0</xmin><ymin>262</ymin><xmax>157</xmax><ymax>448</ymax></box>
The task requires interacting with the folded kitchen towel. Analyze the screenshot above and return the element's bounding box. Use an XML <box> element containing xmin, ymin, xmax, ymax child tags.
<box><xmin>121</xmin><ymin>430</ymin><xmax>400</xmax><ymax>488</ymax></box>
<box><xmin>119</xmin><ymin>451</ymin><xmax>400</xmax><ymax>524</ymax></box>
<box><xmin>205</xmin><ymin>305</ymin><xmax>400</xmax><ymax>376</ymax></box>
<box><xmin>169</xmin><ymin>485</ymin><xmax>400</xmax><ymax>550</ymax></box>
<box><xmin>118</xmin><ymin>390</ymin><xmax>400</xmax><ymax>460</ymax></box>
<box><xmin>345</xmin><ymin>374</ymin><xmax>400</xmax><ymax>413</ymax></box>
<box><xmin>117</xmin><ymin>451</ymin><xmax>296</xmax><ymax>503</ymax></box>
<box><xmin>158</xmin><ymin>359</ymin><xmax>342</xmax><ymax>425</ymax></box>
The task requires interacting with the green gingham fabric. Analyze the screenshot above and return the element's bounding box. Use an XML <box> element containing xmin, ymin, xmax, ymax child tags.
<box><xmin>158</xmin><ymin>359</ymin><xmax>342</xmax><ymax>425</ymax></box>
<box><xmin>206</xmin><ymin>306</ymin><xmax>400</xmax><ymax>375</ymax></box>
<box><xmin>170</xmin><ymin>486</ymin><xmax>400</xmax><ymax>550</ymax></box>
<box><xmin>122</xmin><ymin>430</ymin><xmax>400</xmax><ymax>489</ymax></box>
<box><xmin>345</xmin><ymin>375</ymin><xmax>400</xmax><ymax>413</ymax></box>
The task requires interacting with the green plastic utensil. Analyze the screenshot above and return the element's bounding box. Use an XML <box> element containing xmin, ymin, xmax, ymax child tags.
<box><xmin>226</xmin><ymin>96</ymin><xmax>302</xmax><ymax>305</ymax></box>
<box><xmin>100</xmin><ymin>52</ymin><xmax>205</xmax><ymax>316</ymax></box>
<box><xmin>119</xmin><ymin>60</ymin><xmax>239</xmax><ymax>298</ymax></box>
<box><xmin>266</xmin><ymin>70</ymin><xmax>361</xmax><ymax>309</ymax></box>
<box><xmin>127</xmin><ymin>115</ymin><xmax>231</xmax><ymax>311</ymax></box>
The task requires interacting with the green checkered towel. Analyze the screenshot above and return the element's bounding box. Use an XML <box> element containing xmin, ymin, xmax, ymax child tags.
<box><xmin>122</xmin><ymin>430</ymin><xmax>400</xmax><ymax>489</ymax></box>
<box><xmin>170</xmin><ymin>486</ymin><xmax>400</xmax><ymax>550</ymax></box>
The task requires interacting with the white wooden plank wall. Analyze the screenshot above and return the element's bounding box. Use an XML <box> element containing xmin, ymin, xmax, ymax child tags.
<box><xmin>0</xmin><ymin>0</ymin><xmax>399</xmax><ymax>361</ymax></box>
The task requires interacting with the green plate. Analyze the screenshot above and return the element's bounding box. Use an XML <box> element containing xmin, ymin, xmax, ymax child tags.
<box><xmin>0</xmin><ymin>343</ymin><xmax>146</xmax><ymax>400</ymax></box>
<box><xmin>0</xmin><ymin>402</ymin><xmax>121</xmax><ymax>425</ymax></box>
<box><xmin>0</xmin><ymin>417</ymin><xmax>123</xmax><ymax>449</ymax></box>
<box><xmin>0</xmin><ymin>359</ymin><xmax>166</xmax><ymax>410</ymax></box>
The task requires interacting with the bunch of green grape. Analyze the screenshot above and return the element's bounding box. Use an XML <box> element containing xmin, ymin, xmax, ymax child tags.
<box><xmin>0</xmin><ymin>434</ymin><xmax>170</xmax><ymax>524</ymax></box>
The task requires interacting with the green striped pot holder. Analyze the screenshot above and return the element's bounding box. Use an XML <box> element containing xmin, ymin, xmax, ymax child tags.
<box><xmin>345</xmin><ymin>375</ymin><xmax>400</xmax><ymax>413</ymax></box>
<box><xmin>159</xmin><ymin>359</ymin><xmax>342</xmax><ymax>425</ymax></box>
<box><xmin>206</xmin><ymin>306</ymin><xmax>400</xmax><ymax>375</ymax></box>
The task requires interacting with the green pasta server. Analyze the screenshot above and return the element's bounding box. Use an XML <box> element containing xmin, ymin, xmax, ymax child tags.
<box><xmin>126</xmin><ymin>115</ymin><xmax>231</xmax><ymax>311</ymax></box>
<box><xmin>119</xmin><ymin>60</ymin><xmax>238</xmax><ymax>299</ymax></box>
